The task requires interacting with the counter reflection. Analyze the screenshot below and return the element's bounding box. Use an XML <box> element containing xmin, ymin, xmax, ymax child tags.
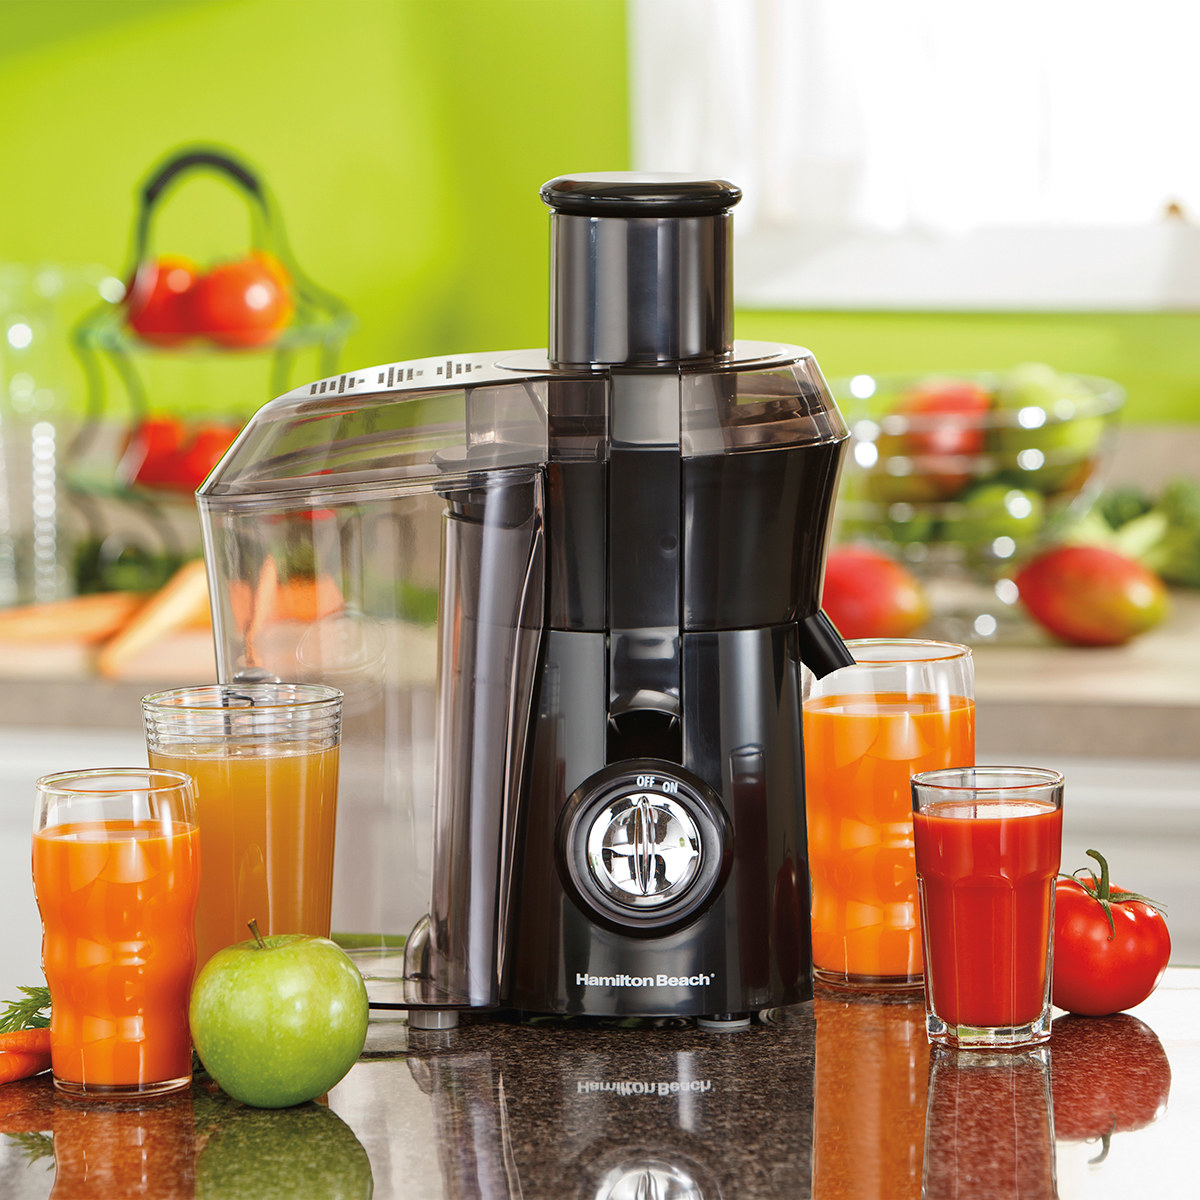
<box><xmin>812</xmin><ymin>989</ymin><xmax>928</xmax><ymax>1200</ymax></box>
<box><xmin>0</xmin><ymin>1079</ymin><xmax>373</xmax><ymax>1200</ymax></box>
<box><xmin>1050</xmin><ymin>1013</ymin><xmax>1171</xmax><ymax>1166</ymax></box>
<box><xmin>923</xmin><ymin>1046</ymin><xmax>1056</xmax><ymax>1200</ymax></box>
<box><xmin>402</xmin><ymin>1010</ymin><xmax>816</xmax><ymax>1199</ymax></box>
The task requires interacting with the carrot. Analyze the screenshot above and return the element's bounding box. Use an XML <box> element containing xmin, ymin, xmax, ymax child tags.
<box><xmin>0</xmin><ymin>1050</ymin><xmax>52</xmax><ymax>1085</ymax></box>
<box><xmin>96</xmin><ymin>558</ymin><xmax>212</xmax><ymax>678</ymax></box>
<box><xmin>0</xmin><ymin>591</ymin><xmax>148</xmax><ymax>645</ymax></box>
<box><xmin>0</xmin><ymin>1029</ymin><xmax>50</xmax><ymax>1055</ymax></box>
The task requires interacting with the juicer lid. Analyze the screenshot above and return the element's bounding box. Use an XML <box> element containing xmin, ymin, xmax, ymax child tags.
<box><xmin>540</xmin><ymin>174</ymin><xmax>741</xmax><ymax>218</ymax></box>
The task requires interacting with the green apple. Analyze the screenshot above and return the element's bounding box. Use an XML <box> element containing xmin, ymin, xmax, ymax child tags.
<box><xmin>989</xmin><ymin>363</ymin><xmax>1106</xmax><ymax>494</ymax></box>
<box><xmin>190</xmin><ymin>925</ymin><xmax>370</xmax><ymax>1109</ymax></box>
<box><xmin>939</xmin><ymin>483</ymin><xmax>1045</xmax><ymax>561</ymax></box>
<box><xmin>193</xmin><ymin>1085</ymin><xmax>374</xmax><ymax>1197</ymax></box>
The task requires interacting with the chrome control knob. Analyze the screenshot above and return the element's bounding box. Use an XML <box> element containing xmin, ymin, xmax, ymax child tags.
<box><xmin>586</xmin><ymin>792</ymin><xmax>702</xmax><ymax>908</ymax></box>
<box><xmin>557</xmin><ymin>760</ymin><xmax>731</xmax><ymax>933</ymax></box>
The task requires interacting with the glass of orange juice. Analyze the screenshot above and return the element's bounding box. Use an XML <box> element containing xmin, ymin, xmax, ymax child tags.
<box><xmin>33</xmin><ymin>767</ymin><xmax>199</xmax><ymax>1099</ymax></box>
<box><xmin>802</xmin><ymin>639</ymin><xmax>974</xmax><ymax>990</ymax></box>
<box><xmin>141</xmin><ymin>682</ymin><xmax>343</xmax><ymax>969</ymax></box>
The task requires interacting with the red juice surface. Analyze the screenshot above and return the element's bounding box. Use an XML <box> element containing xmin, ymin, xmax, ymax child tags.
<box><xmin>913</xmin><ymin>800</ymin><xmax>1061</xmax><ymax>1028</ymax></box>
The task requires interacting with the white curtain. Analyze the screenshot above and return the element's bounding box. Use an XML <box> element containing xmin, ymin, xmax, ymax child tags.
<box><xmin>631</xmin><ymin>0</ymin><xmax>1200</xmax><ymax>249</ymax></box>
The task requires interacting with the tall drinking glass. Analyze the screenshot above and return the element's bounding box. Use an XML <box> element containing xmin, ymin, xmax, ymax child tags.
<box><xmin>33</xmin><ymin>768</ymin><xmax>199</xmax><ymax>1099</ymax></box>
<box><xmin>911</xmin><ymin>765</ymin><xmax>1064</xmax><ymax>1049</ymax></box>
<box><xmin>142</xmin><ymin>682</ymin><xmax>342</xmax><ymax>968</ymax></box>
<box><xmin>803</xmin><ymin>639</ymin><xmax>974</xmax><ymax>989</ymax></box>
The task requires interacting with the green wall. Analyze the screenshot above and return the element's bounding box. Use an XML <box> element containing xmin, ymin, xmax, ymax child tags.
<box><xmin>737</xmin><ymin>310</ymin><xmax>1200</xmax><ymax>425</ymax></box>
<box><xmin>0</xmin><ymin>0</ymin><xmax>630</xmax><ymax>415</ymax></box>
<box><xmin>2</xmin><ymin>0</ymin><xmax>1197</xmax><ymax>426</ymax></box>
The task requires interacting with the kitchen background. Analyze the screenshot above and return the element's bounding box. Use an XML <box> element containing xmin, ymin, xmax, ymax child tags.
<box><xmin>1</xmin><ymin>0</ymin><xmax>1197</xmax><ymax>995</ymax></box>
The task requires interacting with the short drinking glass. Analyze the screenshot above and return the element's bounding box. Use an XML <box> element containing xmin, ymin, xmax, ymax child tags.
<box><xmin>33</xmin><ymin>768</ymin><xmax>199</xmax><ymax>1098</ymax></box>
<box><xmin>911</xmin><ymin>766</ymin><xmax>1064</xmax><ymax>1049</ymax></box>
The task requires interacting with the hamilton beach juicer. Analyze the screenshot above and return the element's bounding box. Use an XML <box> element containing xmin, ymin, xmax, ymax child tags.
<box><xmin>197</xmin><ymin>175</ymin><xmax>852</xmax><ymax>1027</ymax></box>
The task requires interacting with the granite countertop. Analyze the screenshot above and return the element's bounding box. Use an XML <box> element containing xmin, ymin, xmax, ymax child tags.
<box><xmin>0</xmin><ymin>968</ymin><xmax>1194</xmax><ymax>1199</ymax></box>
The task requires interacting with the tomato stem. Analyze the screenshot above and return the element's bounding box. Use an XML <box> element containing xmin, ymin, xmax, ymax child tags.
<box><xmin>1058</xmin><ymin>848</ymin><xmax>1167</xmax><ymax>942</ymax></box>
<box><xmin>1087</xmin><ymin>1126</ymin><xmax>1115</xmax><ymax>1166</ymax></box>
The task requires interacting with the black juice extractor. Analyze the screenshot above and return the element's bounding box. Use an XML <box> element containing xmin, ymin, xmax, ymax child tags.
<box><xmin>197</xmin><ymin>174</ymin><xmax>852</xmax><ymax>1028</ymax></box>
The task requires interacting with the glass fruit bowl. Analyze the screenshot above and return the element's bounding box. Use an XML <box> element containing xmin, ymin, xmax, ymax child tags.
<box><xmin>830</xmin><ymin>364</ymin><xmax>1126</xmax><ymax>641</ymax></box>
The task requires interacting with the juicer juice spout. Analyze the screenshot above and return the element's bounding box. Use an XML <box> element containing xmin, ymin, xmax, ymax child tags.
<box><xmin>799</xmin><ymin>610</ymin><xmax>855</xmax><ymax>678</ymax></box>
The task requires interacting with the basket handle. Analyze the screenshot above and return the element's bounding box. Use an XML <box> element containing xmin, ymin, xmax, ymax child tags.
<box><xmin>133</xmin><ymin>146</ymin><xmax>270</xmax><ymax>262</ymax></box>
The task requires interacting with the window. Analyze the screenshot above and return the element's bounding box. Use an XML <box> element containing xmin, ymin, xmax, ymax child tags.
<box><xmin>630</xmin><ymin>0</ymin><xmax>1200</xmax><ymax>308</ymax></box>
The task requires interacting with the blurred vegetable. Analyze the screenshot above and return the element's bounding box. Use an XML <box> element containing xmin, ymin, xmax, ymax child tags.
<box><xmin>821</xmin><ymin>544</ymin><xmax>929</xmax><ymax>639</ymax></box>
<box><xmin>96</xmin><ymin>559</ymin><xmax>211</xmax><ymax>680</ymax></box>
<box><xmin>1014</xmin><ymin>544</ymin><xmax>1168</xmax><ymax>646</ymax></box>
<box><xmin>1146</xmin><ymin>478</ymin><xmax>1200</xmax><ymax>587</ymax></box>
<box><xmin>120</xmin><ymin>416</ymin><xmax>242</xmax><ymax>492</ymax></box>
<box><xmin>0</xmin><ymin>592</ymin><xmax>149</xmax><ymax>647</ymax></box>
<box><xmin>124</xmin><ymin>255</ymin><xmax>199</xmax><ymax>345</ymax></box>
<box><xmin>74</xmin><ymin>540</ymin><xmax>183</xmax><ymax>595</ymax></box>
<box><xmin>891</xmin><ymin>377</ymin><xmax>992</xmax><ymax>499</ymax></box>
<box><xmin>1067</xmin><ymin>476</ymin><xmax>1200</xmax><ymax>588</ymax></box>
<box><xmin>123</xmin><ymin>251</ymin><xmax>294</xmax><ymax>349</ymax></box>
<box><xmin>990</xmin><ymin>362</ymin><xmax>1107</xmax><ymax>495</ymax></box>
<box><xmin>938</xmin><ymin>483</ymin><xmax>1044</xmax><ymax>562</ymax></box>
<box><xmin>1095</xmin><ymin>485</ymin><xmax>1154</xmax><ymax>530</ymax></box>
<box><xmin>189</xmin><ymin>252</ymin><xmax>294</xmax><ymax>348</ymax></box>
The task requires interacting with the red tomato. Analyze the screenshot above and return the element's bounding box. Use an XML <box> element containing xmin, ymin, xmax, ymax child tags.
<box><xmin>890</xmin><ymin>378</ymin><xmax>992</xmax><ymax>499</ymax></box>
<box><xmin>176</xmin><ymin>423</ymin><xmax>242</xmax><ymax>489</ymax></box>
<box><xmin>1051</xmin><ymin>1013</ymin><xmax>1171</xmax><ymax>1145</ymax></box>
<box><xmin>124</xmin><ymin>255</ymin><xmax>199</xmax><ymax>346</ymax></box>
<box><xmin>821</xmin><ymin>544</ymin><xmax>929</xmax><ymax>639</ymax></box>
<box><xmin>121</xmin><ymin>418</ymin><xmax>241</xmax><ymax>491</ymax></box>
<box><xmin>122</xmin><ymin>417</ymin><xmax>189</xmax><ymax>487</ymax></box>
<box><xmin>1015</xmin><ymin>544</ymin><xmax>1168</xmax><ymax>646</ymax></box>
<box><xmin>189</xmin><ymin>252</ymin><xmax>294</xmax><ymax>347</ymax></box>
<box><xmin>1052</xmin><ymin>849</ymin><xmax>1171</xmax><ymax>1017</ymax></box>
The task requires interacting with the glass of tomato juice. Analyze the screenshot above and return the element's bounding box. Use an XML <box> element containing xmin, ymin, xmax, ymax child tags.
<box><xmin>803</xmin><ymin>639</ymin><xmax>974</xmax><ymax>990</ymax></box>
<box><xmin>141</xmin><ymin>682</ymin><xmax>343</xmax><ymax>969</ymax></box>
<box><xmin>33</xmin><ymin>768</ymin><xmax>199</xmax><ymax>1099</ymax></box>
<box><xmin>911</xmin><ymin>766</ymin><xmax>1064</xmax><ymax>1049</ymax></box>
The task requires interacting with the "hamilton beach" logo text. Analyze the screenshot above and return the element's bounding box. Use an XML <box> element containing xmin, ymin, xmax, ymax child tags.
<box><xmin>575</xmin><ymin>972</ymin><xmax>715</xmax><ymax>989</ymax></box>
<box><xmin>577</xmin><ymin>1078</ymin><xmax>714</xmax><ymax>1097</ymax></box>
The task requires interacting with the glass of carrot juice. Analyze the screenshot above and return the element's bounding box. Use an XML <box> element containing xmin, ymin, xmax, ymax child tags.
<box><xmin>911</xmin><ymin>766</ymin><xmax>1064</xmax><ymax>1049</ymax></box>
<box><xmin>802</xmin><ymin>639</ymin><xmax>974</xmax><ymax>990</ymax></box>
<box><xmin>33</xmin><ymin>768</ymin><xmax>199</xmax><ymax>1099</ymax></box>
<box><xmin>141</xmin><ymin>682</ymin><xmax>343</xmax><ymax>969</ymax></box>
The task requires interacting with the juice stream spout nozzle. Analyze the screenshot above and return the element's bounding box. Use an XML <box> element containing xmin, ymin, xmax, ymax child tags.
<box><xmin>799</xmin><ymin>610</ymin><xmax>855</xmax><ymax>678</ymax></box>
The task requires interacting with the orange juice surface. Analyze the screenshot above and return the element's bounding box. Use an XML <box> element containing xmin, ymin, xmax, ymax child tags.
<box><xmin>148</xmin><ymin>744</ymin><xmax>339</xmax><ymax>966</ymax></box>
<box><xmin>803</xmin><ymin>692</ymin><xmax>974</xmax><ymax>981</ymax></box>
<box><xmin>33</xmin><ymin>820</ymin><xmax>198</xmax><ymax>1089</ymax></box>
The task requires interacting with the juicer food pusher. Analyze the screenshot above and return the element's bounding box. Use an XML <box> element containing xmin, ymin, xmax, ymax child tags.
<box><xmin>197</xmin><ymin>174</ymin><xmax>852</xmax><ymax>1027</ymax></box>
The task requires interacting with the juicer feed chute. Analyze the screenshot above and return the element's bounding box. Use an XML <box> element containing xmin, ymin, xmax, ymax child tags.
<box><xmin>198</xmin><ymin>174</ymin><xmax>851</xmax><ymax>1025</ymax></box>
